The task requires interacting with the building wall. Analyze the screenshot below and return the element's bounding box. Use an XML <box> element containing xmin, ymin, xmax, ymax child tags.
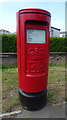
<box><xmin>60</xmin><ymin>32</ymin><xmax>67</xmax><ymax>37</ymax></box>
<box><xmin>50</xmin><ymin>28</ymin><xmax>60</xmax><ymax>37</ymax></box>
<box><xmin>0</xmin><ymin>28</ymin><xmax>60</xmax><ymax>36</ymax></box>
<box><xmin>0</xmin><ymin>30</ymin><xmax>10</xmax><ymax>34</ymax></box>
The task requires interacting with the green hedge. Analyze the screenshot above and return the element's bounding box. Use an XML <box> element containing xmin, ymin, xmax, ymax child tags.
<box><xmin>2</xmin><ymin>34</ymin><xmax>16</xmax><ymax>52</ymax></box>
<box><xmin>1</xmin><ymin>34</ymin><xmax>66</xmax><ymax>52</ymax></box>
<box><xmin>50</xmin><ymin>37</ymin><xmax>66</xmax><ymax>52</ymax></box>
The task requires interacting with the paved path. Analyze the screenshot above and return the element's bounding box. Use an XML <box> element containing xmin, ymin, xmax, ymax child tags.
<box><xmin>16</xmin><ymin>103</ymin><xmax>66</xmax><ymax>118</ymax></box>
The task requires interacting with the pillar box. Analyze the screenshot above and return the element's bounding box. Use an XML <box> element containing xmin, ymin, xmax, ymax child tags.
<box><xmin>16</xmin><ymin>8</ymin><xmax>51</xmax><ymax>111</ymax></box>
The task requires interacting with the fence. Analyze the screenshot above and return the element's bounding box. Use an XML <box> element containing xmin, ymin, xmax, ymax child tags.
<box><xmin>0</xmin><ymin>52</ymin><xmax>65</xmax><ymax>66</ymax></box>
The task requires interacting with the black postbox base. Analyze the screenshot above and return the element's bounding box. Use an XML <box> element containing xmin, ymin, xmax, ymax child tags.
<box><xmin>18</xmin><ymin>88</ymin><xmax>47</xmax><ymax>111</ymax></box>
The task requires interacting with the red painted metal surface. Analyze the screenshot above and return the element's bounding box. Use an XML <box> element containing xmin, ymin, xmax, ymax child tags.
<box><xmin>16</xmin><ymin>8</ymin><xmax>51</xmax><ymax>93</ymax></box>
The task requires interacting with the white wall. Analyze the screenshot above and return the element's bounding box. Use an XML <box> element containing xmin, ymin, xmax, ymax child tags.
<box><xmin>50</xmin><ymin>28</ymin><xmax>60</xmax><ymax>37</ymax></box>
<box><xmin>0</xmin><ymin>30</ymin><xmax>10</xmax><ymax>34</ymax></box>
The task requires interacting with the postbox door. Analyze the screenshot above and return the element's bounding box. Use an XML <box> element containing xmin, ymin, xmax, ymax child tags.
<box><xmin>25</xmin><ymin>22</ymin><xmax>49</xmax><ymax>75</ymax></box>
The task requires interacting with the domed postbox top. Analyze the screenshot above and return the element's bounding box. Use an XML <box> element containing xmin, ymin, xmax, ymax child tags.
<box><xmin>18</xmin><ymin>8</ymin><xmax>51</xmax><ymax>17</ymax></box>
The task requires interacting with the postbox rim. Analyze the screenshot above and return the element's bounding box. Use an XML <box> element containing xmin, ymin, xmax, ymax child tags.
<box><xmin>18</xmin><ymin>8</ymin><xmax>51</xmax><ymax>17</ymax></box>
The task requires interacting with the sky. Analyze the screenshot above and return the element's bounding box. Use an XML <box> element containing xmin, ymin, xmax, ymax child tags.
<box><xmin>0</xmin><ymin>1</ymin><xmax>65</xmax><ymax>33</ymax></box>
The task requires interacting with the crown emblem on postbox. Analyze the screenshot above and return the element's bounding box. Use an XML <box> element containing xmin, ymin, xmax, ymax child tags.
<box><xmin>28</xmin><ymin>48</ymin><xmax>44</xmax><ymax>60</ymax></box>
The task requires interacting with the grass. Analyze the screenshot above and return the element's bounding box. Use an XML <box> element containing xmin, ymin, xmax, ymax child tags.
<box><xmin>2</xmin><ymin>65</ymin><xmax>17</xmax><ymax>69</ymax></box>
<box><xmin>2</xmin><ymin>63</ymin><xmax>65</xmax><ymax>113</ymax></box>
<box><xmin>2</xmin><ymin>66</ymin><xmax>22</xmax><ymax>113</ymax></box>
<box><xmin>48</xmin><ymin>63</ymin><xmax>65</xmax><ymax>105</ymax></box>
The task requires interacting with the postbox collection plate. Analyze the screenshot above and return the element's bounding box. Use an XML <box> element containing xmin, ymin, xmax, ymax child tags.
<box><xmin>27</xmin><ymin>29</ymin><xmax>46</xmax><ymax>43</ymax></box>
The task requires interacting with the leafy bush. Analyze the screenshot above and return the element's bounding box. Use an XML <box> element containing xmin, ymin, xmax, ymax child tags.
<box><xmin>1</xmin><ymin>34</ymin><xmax>66</xmax><ymax>52</ymax></box>
<box><xmin>50</xmin><ymin>37</ymin><xmax>66</xmax><ymax>52</ymax></box>
<box><xmin>2</xmin><ymin>34</ymin><xmax>16</xmax><ymax>52</ymax></box>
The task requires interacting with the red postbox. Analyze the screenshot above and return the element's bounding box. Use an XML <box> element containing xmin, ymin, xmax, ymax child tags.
<box><xmin>16</xmin><ymin>8</ymin><xmax>51</xmax><ymax>111</ymax></box>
